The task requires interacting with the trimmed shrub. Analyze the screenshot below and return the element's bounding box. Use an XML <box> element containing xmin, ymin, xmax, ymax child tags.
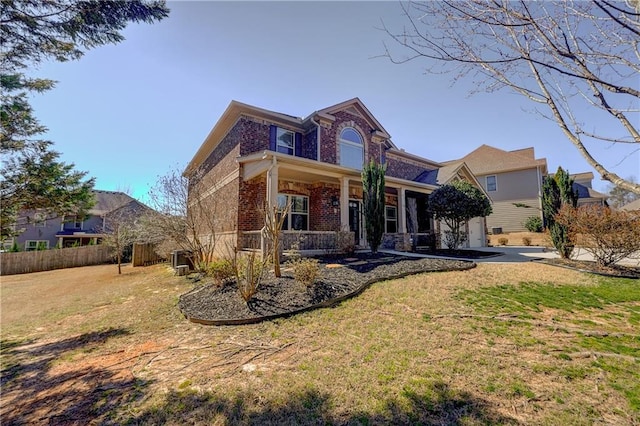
<box><xmin>523</xmin><ymin>216</ymin><xmax>543</xmax><ymax>233</ymax></box>
<box><xmin>522</xmin><ymin>237</ymin><xmax>532</xmax><ymax>246</ymax></box>
<box><xmin>289</xmin><ymin>257</ymin><xmax>320</xmax><ymax>287</ymax></box>
<box><xmin>207</xmin><ymin>258</ymin><xmax>235</xmax><ymax>286</ymax></box>
<box><xmin>498</xmin><ymin>237</ymin><xmax>508</xmax><ymax>246</ymax></box>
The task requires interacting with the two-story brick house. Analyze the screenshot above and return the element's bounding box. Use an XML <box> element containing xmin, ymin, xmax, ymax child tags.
<box><xmin>184</xmin><ymin>98</ymin><xmax>487</xmax><ymax>254</ymax></box>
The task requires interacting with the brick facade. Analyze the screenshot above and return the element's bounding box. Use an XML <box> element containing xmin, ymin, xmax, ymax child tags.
<box><xmin>187</xmin><ymin>99</ymin><xmax>451</xmax><ymax>251</ymax></box>
<box><xmin>385</xmin><ymin>152</ymin><xmax>435</xmax><ymax>181</ymax></box>
<box><xmin>309</xmin><ymin>183</ymin><xmax>341</xmax><ymax>232</ymax></box>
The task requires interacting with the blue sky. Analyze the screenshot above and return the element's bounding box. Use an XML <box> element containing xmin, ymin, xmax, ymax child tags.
<box><xmin>27</xmin><ymin>1</ymin><xmax>639</xmax><ymax>201</ymax></box>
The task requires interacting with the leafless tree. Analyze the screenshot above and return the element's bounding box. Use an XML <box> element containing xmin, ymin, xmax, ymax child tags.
<box><xmin>141</xmin><ymin>166</ymin><xmax>222</xmax><ymax>272</ymax></box>
<box><xmin>101</xmin><ymin>204</ymin><xmax>144</xmax><ymax>275</ymax></box>
<box><xmin>382</xmin><ymin>0</ymin><xmax>640</xmax><ymax>194</ymax></box>
<box><xmin>262</xmin><ymin>200</ymin><xmax>290</xmax><ymax>278</ymax></box>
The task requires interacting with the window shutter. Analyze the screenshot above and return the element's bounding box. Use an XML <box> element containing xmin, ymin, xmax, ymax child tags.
<box><xmin>269</xmin><ymin>125</ymin><xmax>277</xmax><ymax>151</ymax></box>
<box><xmin>294</xmin><ymin>132</ymin><xmax>302</xmax><ymax>157</ymax></box>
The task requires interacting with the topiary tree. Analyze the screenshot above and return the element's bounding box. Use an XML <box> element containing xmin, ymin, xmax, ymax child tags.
<box><xmin>361</xmin><ymin>160</ymin><xmax>386</xmax><ymax>254</ymax></box>
<box><xmin>542</xmin><ymin>167</ymin><xmax>578</xmax><ymax>258</ymax></box>
<box><xmin>428</xmin><ymin>180</ymin><xmax>492</xmax><ymax>249</ymax></box>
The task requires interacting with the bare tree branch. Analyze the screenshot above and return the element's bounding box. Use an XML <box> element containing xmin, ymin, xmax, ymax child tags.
<box><xmin>383</xmin><ymin>0</ymin><xmax>640</xmax><ymax>194</ymax></box>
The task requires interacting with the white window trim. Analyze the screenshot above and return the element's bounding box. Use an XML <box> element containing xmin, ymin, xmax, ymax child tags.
<box><xmin>34</xmin><ymin>212</ymin><xmax>46</xmax><ymax>227</ymax></box>
<box><xmin>385</xmin><ymin>205</ymin><xmax>397</xmax><ymax>233</ymax></box>
<box><xmin>486</xmin><ymin>175</ymin><xmax>497</xmax><ymax>192</ymax></box>
<box><xmin>277</xmin><ymin>194</ymin><xmax>309</xmax><ymax>231</ymax></box>
<box><xmin>339</xmin><ymin>128</ymin><xmax>364</xmax><ymax>169</ymax></box>
<box><xmin>63</xmin><ymin>215</ymin><xmax>83</xmax><ymax>230</ymax></box>
<box><xmin>25</xmin><ymin>240</ymin><xmax>49</xmax><ymax>251</ymax></box>
<box><xmin>276</xmin><ymin>128</ymin><xmax>295</xmax><ymax>156</ymax></box>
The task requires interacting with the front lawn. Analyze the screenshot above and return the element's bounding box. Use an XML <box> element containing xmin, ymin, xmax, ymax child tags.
<box><xmin>1</xmin><ymin>262</ymin><xmax>638</xmax><ymax>424</ymax></box>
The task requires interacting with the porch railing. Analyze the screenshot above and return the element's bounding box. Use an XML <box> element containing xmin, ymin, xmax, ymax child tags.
<box><xmin>239</xmin><ymin>230</ymin><xmax>355</xmax><ymax>253</ymax></box>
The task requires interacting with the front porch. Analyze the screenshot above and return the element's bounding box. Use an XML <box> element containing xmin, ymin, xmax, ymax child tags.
<box><xmin>236</xmin><ymin>151</ymin><xmax>440</xmax><ymax>254</ymax></box>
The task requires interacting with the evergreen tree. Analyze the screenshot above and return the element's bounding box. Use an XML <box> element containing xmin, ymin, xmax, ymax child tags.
<box><xmin>361</xmin><ymin>160</ymin><xmax>386</xmax><ymax>253</ymax></box>
<box><xmin>1</xmin><ymin>1</ymin><xmax>169</xmax><ymax>240</ymax></box>
<box><xmin>542</xmin><ymin>167</ymin><xmax>578</xmax><ymax>258</ymax></box>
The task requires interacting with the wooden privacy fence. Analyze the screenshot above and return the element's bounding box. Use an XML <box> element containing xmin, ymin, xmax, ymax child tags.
<box><xmin>0</xmin><ymin>245</ymin><xmax>112</xmax><ymax>276</ymax></box>
<box><xmin>132</xmin><ymin>243</ymin><xmax>165</xmax><ymax>267</ymax></box>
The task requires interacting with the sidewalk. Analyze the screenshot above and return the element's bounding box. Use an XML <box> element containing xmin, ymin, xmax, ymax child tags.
<box><xmin>381</xmin><ymin>246</ymin><xmax>640</xmax><ymax>266</ymax></box>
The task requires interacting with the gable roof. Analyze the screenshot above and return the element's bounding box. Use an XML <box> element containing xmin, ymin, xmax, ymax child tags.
<box><xmin>90</xmin><ymin>190</ymin><xmax>138</xmax><ymax>216</ymax></box>
<box><xmin>312</xmin><ymin>97</ymin><xmax>394</xmax><ymax>147</ymax></box>
<box><xmin>448</xmin><ymin>144</ymin><xmax>547</xmax><ymax>176</ymax></box>
<box><xmin>185</xmin><ymin>98</ymin><xmax>400</xmax><ymax>176</ymax></box>
<box><xmin>413</xmin><ymin>160</ymin><xmax>490</xmax><ymax>199</ymax></box>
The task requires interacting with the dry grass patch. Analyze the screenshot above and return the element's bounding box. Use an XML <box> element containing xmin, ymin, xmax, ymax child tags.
<box><xmin>1</xmin><ymin>262</ymin><xmax>638</xmax><ymax>425</ymax></box>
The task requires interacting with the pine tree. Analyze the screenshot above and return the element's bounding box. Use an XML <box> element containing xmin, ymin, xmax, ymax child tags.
<box><xmin>361</xmin><ymin>160</ymin><xmax>386</xmax><ymax>253</ymax></box>
<box><xmin>1</xmin><ymin>1</ymin><xmax>169</xmax><ymax>241</ymax></box>
<box><xmin>542</xmin><ymin>167</ymin><xmax>578</xmax><ymax>258</ymax></box>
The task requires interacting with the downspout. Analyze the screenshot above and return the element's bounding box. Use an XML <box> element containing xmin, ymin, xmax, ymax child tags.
<box><xmin>309</xmin><ymin>115</ymin><xmax>321</xmax><ymax>162</ymax></box>
<box><xmin>536</xmin><ymin>165</ymin><xmax>543</xmax><ymax>220</ymax></box>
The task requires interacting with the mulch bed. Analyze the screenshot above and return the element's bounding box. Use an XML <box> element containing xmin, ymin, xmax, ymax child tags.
<box><xmin>178</xmin><ymin>253</ymin><xmax>475</xmax><ymax>325</ymax></box>
<box><xmin>537</xmin><ymin>258</ymin><xmax>640</xmax><ymax>279</ymax></box>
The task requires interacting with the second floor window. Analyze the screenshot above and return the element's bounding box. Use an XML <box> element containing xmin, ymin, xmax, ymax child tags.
<box><xmin>63</xmin><ymin>215</ymin><xmax>83</xmax><ymax>230</ymax></box>
<box><xmin>486</xmin><ymin>175</ymin><xmax>497</xmax><ymax>192</ymax></box>
<box><xmin>339</xmin><ymin>128</ymin><xmax>364</xmax><ymax>169</ymax></box>
<box><xmin>276</xmin><ymin>128</ymin><xmax>294</xmax><ymax>155</ymax></box>
<box><xmin>34</xmin><ymin>212</ymin><xmax>46</xmax><ymax>227</ymax></box>
<box><xmin>270</xmin><ymin>125</ymin><xmax>302</xmax><ymax>157</ymax></box>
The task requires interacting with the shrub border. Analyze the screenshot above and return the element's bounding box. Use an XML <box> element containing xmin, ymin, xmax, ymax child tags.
<box><xmin>180</xmin><ymin>260</ymin><xmax>476</xmax><ymax>326</ymax></box>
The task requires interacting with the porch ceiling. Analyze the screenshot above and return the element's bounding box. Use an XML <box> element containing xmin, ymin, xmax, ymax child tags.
<box><xmin>238</xmin><ymin>151</ymin><xmax>439</xmax><ymax>194</ymax></box>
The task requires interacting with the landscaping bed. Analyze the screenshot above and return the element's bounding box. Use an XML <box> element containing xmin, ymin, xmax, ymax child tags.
<box><xmin>178</xmin><ymin>253</ymin><xmax>475</xmax><ymax>324</ymax></box>
<box><xmin>537</xmin><ymin>257</ymin><xmax>640</xmax><ymax>279</ymax></box>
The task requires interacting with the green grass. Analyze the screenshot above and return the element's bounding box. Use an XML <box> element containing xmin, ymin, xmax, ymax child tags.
<box><xmin>459</xmin><ymin>277</ymin><xmax>640</xmax><ymax>315</ymax></box>
<box><xmin>3</xmin><ymin>265</ymin><xmax>640</xmax><ymax>425</ymax></box>
<box><xmin>459</xmin><ymin>275</ymin><xmax>640</xmax><ymax>417</ymax></box>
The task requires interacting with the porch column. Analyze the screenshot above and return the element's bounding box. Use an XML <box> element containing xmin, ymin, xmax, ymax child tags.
<box><xmin>340</xmin><ymin>177</ymin><xmax>349</xmax><ymax>230</ymax></box>
<box><xmin>266</xmin><ymin>159</ymin><xmax>279</xmax><ymax>209</ymax></box>
<box><xmin>398</xmin><ymin>187</ymin><xmax>406</xmax><ymax>233</ymax></box>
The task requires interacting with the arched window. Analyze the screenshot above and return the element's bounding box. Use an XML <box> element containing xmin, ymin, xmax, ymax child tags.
<box><xmin>339</xmin><ymin>128</ymin><xmax>363</xmax><ymax>169</ymax></box>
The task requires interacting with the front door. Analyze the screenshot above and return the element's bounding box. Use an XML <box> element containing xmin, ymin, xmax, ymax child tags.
<box><xmin>348</xmin><ymin>200</ymin><xmax>361</xmax><ymax>246</ymax></box>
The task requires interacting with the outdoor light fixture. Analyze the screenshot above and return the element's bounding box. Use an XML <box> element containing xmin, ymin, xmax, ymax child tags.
<box><xmin>331</xmin><ymin>196</ymin><xmax>340</xmax><ymax>207</ymax></box>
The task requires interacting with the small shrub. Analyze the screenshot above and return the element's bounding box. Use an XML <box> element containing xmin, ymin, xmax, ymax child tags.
<box><xmin>289</xmin><ymin>257</ymin><xmax>320</xmax><ymax>287</ymax></box>
<box><xmin>523</xmin><ymin>216</ymin><xmax>543</xmax><ymax>233</ymax></box>
<box><xmin>207</xmin><ymin>258</ymin><xmax>235</xmax><ymax>286</ymax></box>
<box><xmin>498</xmin><ymin>237</ymin><xmax>508</xmax><ymax>246</ymax></box>
<box><xmin>522</xmin><ymin>237</ymin><xmax>532</xmax><ymax>246</ymax></box>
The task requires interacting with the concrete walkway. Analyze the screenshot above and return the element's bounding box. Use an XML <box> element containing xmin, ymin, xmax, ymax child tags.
<box><xmin>380</xmin><ymin>246</ymin><xmax>640</xmax><ymax>266</ymax></box>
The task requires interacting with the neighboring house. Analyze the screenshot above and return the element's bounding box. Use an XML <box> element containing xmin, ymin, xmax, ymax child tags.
<box><xmin>184</xmin><ymin>98</ymin><xmax>488</xmax><ymax>253</ymax></box>
<box><xmin>566</xmin><ymin>172</ymin><xmax>608</xmax><ymax>206</ymax></box>
<box><xmin>11</xmin><ymin>190</ymin><xmax>149</xmax><ymax>251</ymax></box>
<box><xmin>446</xmin><ymin>145</ymin><xmax>547</xmax><ymax>233</ymax></box>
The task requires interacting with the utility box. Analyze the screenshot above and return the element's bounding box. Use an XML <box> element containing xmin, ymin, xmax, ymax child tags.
<box><xmin>171</xmin><ymin>250</ymin><xmax>194</xmax><ymax>271</ymax></box>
